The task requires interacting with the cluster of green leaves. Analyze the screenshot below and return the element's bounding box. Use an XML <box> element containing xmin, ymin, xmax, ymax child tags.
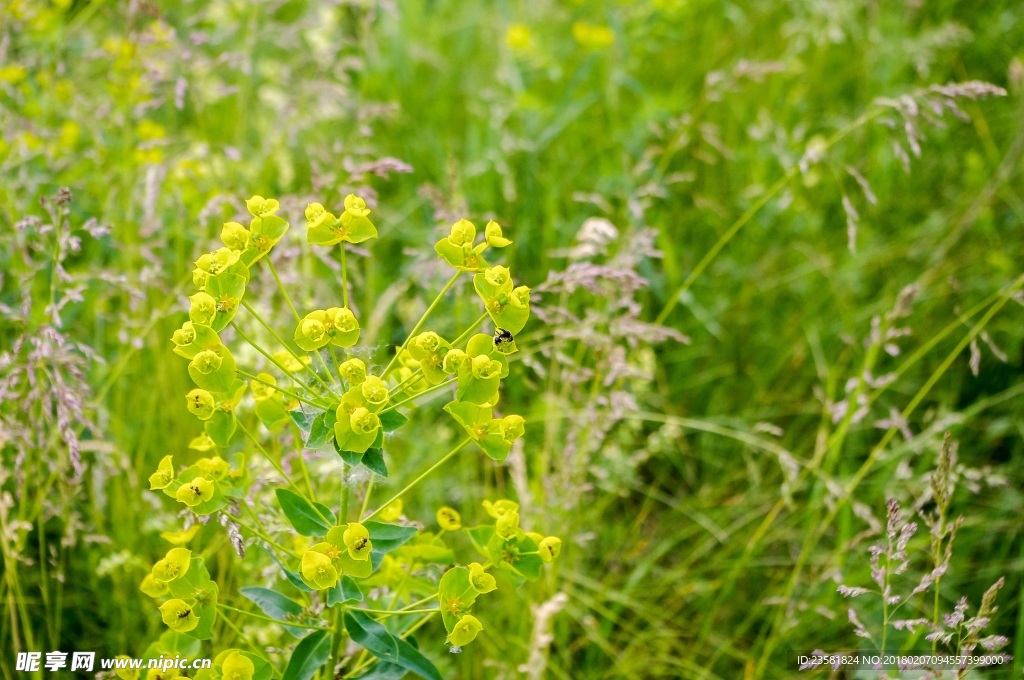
<box><xmin>139</xmin><ymin>194</ymin><xmax>561</xmax><ymax>678</ymax></box>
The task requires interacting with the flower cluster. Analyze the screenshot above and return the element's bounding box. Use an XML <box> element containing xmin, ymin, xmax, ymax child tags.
<box><xmin>142</xmin><ymin>194</ymin><xmax>557</xmax><ymax>675</ymax></box>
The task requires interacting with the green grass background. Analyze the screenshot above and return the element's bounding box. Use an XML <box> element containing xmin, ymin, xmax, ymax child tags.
<box><xmin>1</xmin><ymin>0</ymin><xmax>1023</xmax><ymax>678</ymax></box>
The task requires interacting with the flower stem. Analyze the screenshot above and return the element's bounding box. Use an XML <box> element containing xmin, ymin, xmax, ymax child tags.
<box><xmin>239</xmin><ymin>300</ymin><xmax>339</xmax><ymax>395</ymax></box>
<box><xmin>381</xmin><ymin>271</ymin><xmax>462</xmax><ymax>379</ymax></box>
<box><xmin>217</xmin><ymin>603</ymin><xmax>331</xmax><ymax>632</ymax></box>
<box><xmin>237</xmin><ymin>368</ymin><xmax>329</xmax><ymax>410</ymax></box>
<box><xmin>363</xmin><ymin>437</ymin><xmax>472</xmax><ymax>521</ymax></box>
<box><xmin>380</xmin><ymin>378</ymin><xmax>455</xmax><ymax>414</ymax></box>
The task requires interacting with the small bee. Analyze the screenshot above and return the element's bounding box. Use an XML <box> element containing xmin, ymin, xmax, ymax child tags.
<box><xmin>493</xmin><ymin>327</ymin><xmax>516</xmax><ymax>354</ymax></box>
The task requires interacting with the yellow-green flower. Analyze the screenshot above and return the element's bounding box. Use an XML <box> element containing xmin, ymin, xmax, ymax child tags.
<box><xmin>221</xmin><ymin>221</ymin><xmax>250</xmax><ymax>251</ymax></box>
<box><xmin>189</xmin><ymin>292</ymin><xmax>218</xmax><ymax>326</ymax></box>
<box><xmin>437</xmin><ymin>506</ymin><xmax>462</xmax><ymax>531</ymax></box>
<box><xmin>502</xmin><ymin>415</ymin><xmax>526</xmax><ymax>441</ymax></box>
<box><xmin>159</xmin><ymin>599</ymin><xmax>199</xmax><ymax>633</ymax></box>
<box><xmin>409</xmin><ymin>331</ymin><xmax>452</xmax><ymax>385</ymax></box>
<box><xmin>139</xmin><ymin>573</ymin><xmax>169</xmax><ymax>598</ymax></box>
<box><xmin>505</xmin><ymin>23</ymin><xmax>532</xmax><ymax>50</ymax></box>
<box><xmin>495</xmin><ymin>509</ymin><xmax>520</xmax><ymax>539</ymax></box>
<box><xmin>483</xmin><ymin>499</ymin><xmax>519</xmax><ymax>519</ymax></box>
<box><xmin>344</xmin><ymin>194</ymin><xmax>370</xmax><ymax>217</ymax></box>
<box><xmin>435</xmin><ymin>219</ymin><xmax>490</xmax><ymax>271</ymax></box>
<box><xmin>468</xmin><ymin>562</ymin><xmax>497</xmax><ymax>594</ymax></box>
<box><xmin>300</xmin><ymin>548</ymin><xmax>339</xmax><ymax>590</ymax></box>
<box><xmin>186</xmin><ymin>389</ymin><xmax>216</xmax><ymax>420</ymax></box>
<box><xmin>442</xmin><ymin>348</ymin><xmax>468</xmax><ymax>373</ymax></box>
<box><xmin>148</xmin><ymin>455</ymin><xmax>175</xmax><ymax>490</ymax></box>
<box><xmin>449</xmin><ymin>614</ymin><xmax>483</xmax><ymax>647</ymax></box>
<box><xmin>245</xmin><ymin>195</ymin><xmax>280</xmax><ymax>217</ymax></box>
<box><xmin>190</xmin><ymin>349</ymin><xmax>223</xmax><ymax>375</ymax></box>
<box><xmin>360</xmin><ymin>376</ymin><xmax>389</xmax><ymax>409</ymax></box>
<box><xmin>485</xmin><ymin>220</ymin><xmax>512</xmax><ymax>247</ymax></box>
<box><xmin>188</xmin><ymin>433</ymin><xmax>217</xmax><ymax>452</ymax></box>
<box><xmin>220</xmin><ymin>651</ymin><xmax>255</xmax><ymax>680</ymax></box>
<box><xmin>195</xmin><ymin>247</ymin><xmax>241</xmax><ymax>276</ymax></box>
<box><xmin>339</xmin><ymin>358</ymin><xmax>367</xmax><ymax>385</ymax></box>
<box><xmin>152</xmin><ymin>547</ymin><xmax>192</xmax><ymax>583</ymax></box>
<box><xmin>114</xmin><ymin>658</ymin><xmax>141</xmax><ymax>680</ymax></box>
<box><xmin>175</xmin><ymin>476</ymin><xmax>214</xmax><ymax>507</ymax></box>
<box><xmin>171</xmin><ymin>322</ymin><xmax>196</xmax><ymax>347</ymax></box>
<box><xmin>572</xmin><ymin>21</ymin><xmax>615</xmax><ymax>49</ymax></box>
<box><xmin>342</xmin><ymin>522</ymin><xmax>373</xmax><ymax>561</ymax></box>
<box><xmin>196</xmin><ymin>456</ymin><xmax>229</xmax><ymax>480</ymax></box>
<box><xmin>378</xmin><ymin>499</ymin><xmax>403</xmax><ymax>522</ymax></box>
<box><xmin>539</xmin><ymin>536</ymin><xmax>562</xmax><ymax>563</ymax></box>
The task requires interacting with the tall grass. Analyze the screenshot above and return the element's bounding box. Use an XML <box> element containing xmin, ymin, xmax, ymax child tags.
<box><xmin>1</xmin><ymin>0</ymin><xmax>1022</xmax><ymax>677</ymax></box>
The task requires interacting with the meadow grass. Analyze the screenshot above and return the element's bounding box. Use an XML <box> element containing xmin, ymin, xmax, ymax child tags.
<box><xmin>1</xmin><ymin>1</ymin><xmax>1023</xmax><ymax>678</ymax></box>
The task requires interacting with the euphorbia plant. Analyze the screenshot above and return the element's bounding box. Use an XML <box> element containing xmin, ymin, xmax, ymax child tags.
<box><xmin>139</xmin><ymin>195</ymin><xmax>560</xmax><ymax>679</ymax></box>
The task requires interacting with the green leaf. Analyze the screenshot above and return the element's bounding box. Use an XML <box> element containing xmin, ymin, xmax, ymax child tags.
<box><xmin>289</xmin><ymin>409</ymin><xmax>317</xmax><ymax>433</ymax></box>
<box><xmin>344</xmin><ymin>610</ymin><xmax>443</xmax><ymax>680</ymax></box>
<box><xmin>326</xmin><ymin>575</ymin><xmax>364</xmax><ymax>606</ymax></box>
<box><xmin>362</xmin><ymin>448</ymin><xmax>388</xmax><ymax>477</ymax></box>
<box><xmin>242</xmin><ymin>652</ymin><xmax>275</xmax><ymax>680</ymax></box>
<box><xmin>378</xmin><ymin>410</ymin><xmax>408</xmax><ymax>432</ymax></box>
<box><xmin>281</xmin><ymin>629</ymin><xmax>331</xmax><ymax>680</ymax></box>
<box><xmin>465</xmin><ymin>526</ymin><xmax>495</xmax><ymax>558</ymax></box>
<box><xmin>204</xmin><ymin>410</ymin><xmax>237</xmax><ymax>448</ymax></box>
<box><xmin>365</xmin><ymin>522</ymin><xmax>418</xmax><ymax>553</ymax></box>
<box><xmin>306</xmin><ymin>412</ymin><xmax>332</xmax><ymax>449</ymax></box>
<box><xmin>240</xmin><ymin>587</ymin><xmax>309</xmax><ymax>638</ymax></box>
<box><xmin>276</xmin><ymin>488</ymin><xmax>334</xmax><ymax>536</ymax></box>
<box><xmin>258</xmin><ymin>545</ymin><xmax>312</xmax><ymax>592</ymax></box>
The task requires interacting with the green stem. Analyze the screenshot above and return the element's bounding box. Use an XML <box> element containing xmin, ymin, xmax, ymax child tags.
<box><xmin>217</xmin><ymin>604</ymin><xmax>331</xmax><ymax>631</ymax></box>
<box><xmin>357</xmin><ymin>608</ymin><xmax>438</xmax><ymax>616</ymax></box>
<box><xmin>655</xmin><ymin>106</ymin><xmax>885</xmax><ymax>324</ymax></box>
<box><xmin>380</xmin><ymin>378</ymin><xmax>455</xmax><ymax>414</ymax></box>
<box><xmin>231</xmin><ymin>321</ymin><xmax>336</xmax><ymax>400</ymax></box>
<box><xmin>340</xmin><ymin>463</ymin><xmax>351</xmax><ymax>524</ymax></box>
<box><xmin>239</xmin><ymin>299</ymin><xmax>339</xmax><ymax>396</ymax></box>
<box><xmin>237</xmin><ymin>369</ymin><xmax>330</xmax><ymax>410</ymax></box>
<box><xmin>340</xmin><ymin>244</ymin><xmax>350</xmax><ymax>308</ymax></box>
<box><xmin>452</xmin><ymin>312</ymin><xmax>488</xmax><ymax>347</ymax></box>
<box><xmin>382</xmin><ymin>271</ymin><xmax>462</xmax><ymax>379</ymax></box>
<box><xmin>363</xmin><ymin>438</ymin><xmax>472</xmax><ymax>521</ymax></box>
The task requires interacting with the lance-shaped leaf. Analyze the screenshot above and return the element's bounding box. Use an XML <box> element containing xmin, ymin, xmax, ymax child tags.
<box><xmin>344</xmin><ymin>610</ymin><xmax>443</xmax><ymax>680</ymax></box>
<box><xmin>276</xmin><ymin>488</ymin><xmax>335</xmax><ymax>536</ymax></box>
<box><xmin>281</xmin><ymin>629</ymin><xmax>331</xmax><ymax>680</ymax></box>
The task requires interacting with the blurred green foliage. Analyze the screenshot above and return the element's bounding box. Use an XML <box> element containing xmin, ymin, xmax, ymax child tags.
<box><xmin>1</xmin><ymin>0</ymin><xmax>1023</xmax><ymax>677</ymax></box>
